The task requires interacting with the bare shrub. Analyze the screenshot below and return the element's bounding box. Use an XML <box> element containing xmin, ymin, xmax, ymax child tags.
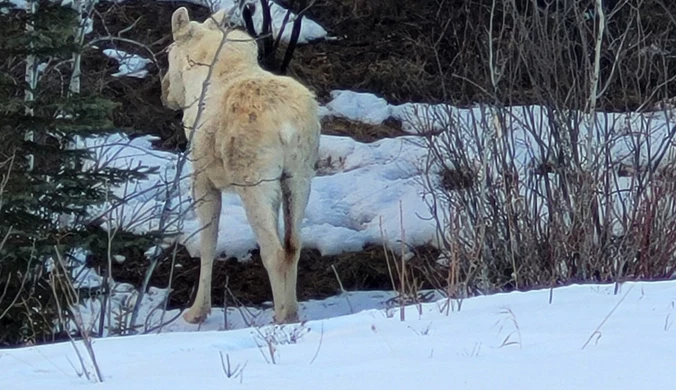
<box><xmin>51</xmin><ymin>247</ymin><xmax>104</xmax><ymax>382</ymax></box>
<box><xmin>414</xmin><ymin>0</ymin><xmax>676</xmax><ymax>297</ymax></box>
<box><xmin>252</xmin><ymin>321</ymin><xmax>311</xmax><ymax>364</ymax></box>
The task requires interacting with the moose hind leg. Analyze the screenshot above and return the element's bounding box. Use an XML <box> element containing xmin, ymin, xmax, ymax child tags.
<box><xmin>279</xmin><ymin>174</ymin><xmax>312</xmax><ymax>319</ymax></box>
<box><xmin>184</xmin><ymin>180</ymin><xmax>222</xmax><ymax>324</ymax></box>
<box><xmin>236</xmin><ymin>181</ymin><xmax>299</xmax><ymax>323</ymax></box>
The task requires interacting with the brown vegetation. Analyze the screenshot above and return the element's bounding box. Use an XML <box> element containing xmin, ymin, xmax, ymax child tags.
<box><xmin>86</xmin><ymin>244</ymin><xmax>440</xmax><ymax>310</ymax></box>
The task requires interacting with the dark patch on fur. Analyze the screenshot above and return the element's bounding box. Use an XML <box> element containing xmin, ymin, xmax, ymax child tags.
<box><xmin>284</xmin><ymin>234</ymin><xmax>297</xmax><ymax>264</ymax></box>
<box><xmin>248</xmin><ymin>112</ymin><xmax>257</xmax><ymax>122</ymax></box>
<box><xmin>226</xmin><ymin>136</ymin><xmax>236</xmax><ymax>167</ymax></box>
<box><xmin>281</xmin><ymin>173</ymin><xmax>297</xmax><ymax>264</ymax></box>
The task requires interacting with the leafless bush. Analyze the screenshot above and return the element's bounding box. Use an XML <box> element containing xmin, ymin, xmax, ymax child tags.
<box><xmin>378</xmin><ymin>208</ymin><xmax>427</xmax><ymax>321</ymax></box>
<box><xmin>414</xmin><ymin>0</ymin><xmax>676</xmax><ymax>298</ymax></box>
<box><xmin>51</xmin><ymin>247</ymin><xmax>104</xmax><ymax>383</ymax></box>
<box><xmin>252</xmin><ymin>321</ymin><xmax>310</xmax><ymax>364</ymax></box>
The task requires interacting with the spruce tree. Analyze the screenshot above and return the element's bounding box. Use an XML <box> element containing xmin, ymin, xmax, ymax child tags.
<box><xmin>0</xmin><ymin>0</ymin><xmax>153</xmax><ymax>346</ymax></box>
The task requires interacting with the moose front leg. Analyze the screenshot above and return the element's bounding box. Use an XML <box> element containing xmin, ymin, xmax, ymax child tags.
<box><xmin>183</xmin><ymin>178</ymin><xmax>222</xmax><ymax>324</ymax></box>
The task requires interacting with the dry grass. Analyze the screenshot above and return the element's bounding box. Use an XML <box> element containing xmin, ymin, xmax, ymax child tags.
<box><xmin>88</xmin><ymin>243</ymin><xmax>440</xmax><ymax>313</ymax></box>
<box><xmin>412</xmin><ymin>0</ymin><xmax>676</xmax><ymax>299</ymax></box>
<box><xmin>320</xmin><ymin>116</ymin><xmax>405</xmax><ymax>142</ymax></box>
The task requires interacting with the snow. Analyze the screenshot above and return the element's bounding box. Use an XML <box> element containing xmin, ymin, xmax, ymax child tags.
<box><xmin>3</xmin><ymin>280</ymin><xmax>676</xmax><ymax>389</ymax></box>
<box><xmin>391</xmin><ymin>102</ymin><xmax>455</xmax><ymax>134</ymax></box>
<box><xmin>391</xmin><ymin>102</ymin><xmax>676</xmax><ymax>172</ymax></box>
<box><xmin>77</xmin><ymin>286</ymin><xmax>424</xmax><ymax>336</ymax></box>
<box><xmin>64</xmin><ymin>89</ymin><xmax>675</xmax><ymax>339</ymax></box>
<box><xmin>218</xmin><ymin>0</ymin><xmax>327</xmax><ymax>44</ymax></box>
<box><xmin>326</xmin><ymin>92</ymin><xmax>676</xmax><ymax>239</ymax></box>
<box><xmin>77</xmin><ymin>89</ymin><xmax>676</xmax><ymax>267</ymax></box>
<box><xmin>82</xmin><ymin>130</ymin><xmax>438</xmax><ymax>260</ymax></box>
<box><xmin>102</xmin><ymin>49</ymin><xmax>152</xmax><ymax>79</ymax></box>
<box><xmin>3</xmin><ymin>3</ymin><xmax>675</xmax><ymax>386</ymax></box>
<box><xmin>324</xmin><ymin>90</ymin><xmax>392</xmax><ymax>125</ymax></box>
<box><xmin>157</xmin><ymin>0</ymin><xmax>328</xmax><ymax>44</ymax></box>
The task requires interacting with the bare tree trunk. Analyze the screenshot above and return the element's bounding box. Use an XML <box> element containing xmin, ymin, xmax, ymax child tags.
<box><xmin>24</xmin><ymin>0</ymin><xmax>38</xmax><ymax>172</ymax></box>
<box><xmin>585</xmin><ymin>0</ymin><xmax>606</xmax><ymax>171</ymax></box>
<box><xmin>68</xmin><ymin>0</ymin><xmax>98</xmax><ymax>96</ymax></box>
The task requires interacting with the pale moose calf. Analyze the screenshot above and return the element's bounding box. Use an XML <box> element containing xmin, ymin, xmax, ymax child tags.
<box><xmin>161</xmin><ymin>7</ymin><xmax>320</xmax><ymax>324</ymax></box>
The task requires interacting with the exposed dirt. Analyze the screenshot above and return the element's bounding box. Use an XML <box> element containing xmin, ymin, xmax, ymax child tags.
<box><xmin>83</xmin><ymin>0</ymin><xmax>472</xmax><ymax>150</ymax></box>
<box><xmin>87</xmin><ymin>243</ymin><xmax>441</xmax><ymax>310</ymax></box>
<box><xmin>321</xmin><ymin>116</ymin><xmax>406</xmax><ymax>142</ymax></box>
<box><xmin>288</xmin><ymin>0</ymin><xmax>453</xmax><ymax>104</ymax></box>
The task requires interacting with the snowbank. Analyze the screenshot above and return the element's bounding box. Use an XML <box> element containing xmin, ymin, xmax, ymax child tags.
<box><xmin>3</xmin><ymin>281</ymin><xmax>675</xmax><ymax>389</ymax></box>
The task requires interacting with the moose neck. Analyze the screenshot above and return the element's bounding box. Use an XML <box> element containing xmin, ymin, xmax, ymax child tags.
<box><xmin>180</xmin><ymin>58</ymin><xmax>260</xmax><ymax>142</ymax></box>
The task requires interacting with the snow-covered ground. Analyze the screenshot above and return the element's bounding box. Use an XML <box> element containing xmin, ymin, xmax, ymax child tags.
<box><xmin>83</xmin><ymin>89</ymin><xmax>676</xmax><ymax>265</ymax></box>
<box><xmin>69</xmin><ymin>87</ymin><xmax>676</xmax><ymax>341</ymax></box>
<box><xmin>2</xmin><ymin>280</ymin><xmax>675</xmax><ymax>389</ymax></box>
<box><xmin>83</xmin><ymin>129</ymin><xmax>438</xmax><ymax>261</ymax></box>
<box><xmin>4</xmin><ymin>2</ymin><xmax>676</xmax><ymax>388</ymax></box>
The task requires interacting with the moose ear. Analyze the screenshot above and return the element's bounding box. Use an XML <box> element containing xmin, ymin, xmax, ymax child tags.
<box><xmin>204</xmin><ymin>9</ymin><xmax>227</xmax><ymax>30</ymax></box>
<box><xmin>171</xmin><ymin>7</ymin><xmax>191</xmax><ymax>40</ymax></box>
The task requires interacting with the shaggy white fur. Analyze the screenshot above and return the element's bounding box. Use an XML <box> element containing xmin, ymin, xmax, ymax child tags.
<box><xmin>161</xmin><ymin>7</ymin><xmax>320</xmax><ymax>324</ymax></box>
